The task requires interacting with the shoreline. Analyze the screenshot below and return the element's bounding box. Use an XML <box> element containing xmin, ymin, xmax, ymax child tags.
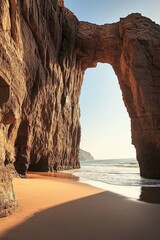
<box><xmin>28</xmin><ymin>172</ymin><xmax>141</xmax><ymax>202</ymax></box>
<box><xmin>77</xmin><ymin>177</ymin><xmax>141</xmax><ymax>201</ymax></box>
<box><xmin>0</xmin><ymin>172</ymin><xmax>160</xmax><ymax>240</ymax></box>
<box><xmin>62</xmin><ymin>169</ymin><xmax>160</xmax><ymax>204</ymax></box>
<box><xmin>79</xmin><ymin>177</ymin><xmax>160</xmax><ymax>204</ymax></box>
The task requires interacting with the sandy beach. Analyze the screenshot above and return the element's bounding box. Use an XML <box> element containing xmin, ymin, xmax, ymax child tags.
<box><xmin>0</xmin><ymin>172</ymin><xmax>160</xmax><ymax>240</ymax></box>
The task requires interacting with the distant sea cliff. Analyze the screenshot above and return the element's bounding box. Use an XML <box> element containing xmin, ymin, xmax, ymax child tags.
<box><xmin>79</xmin><ymin>149</ymin><xmax>94</xmax><ymax>161</ymax></box>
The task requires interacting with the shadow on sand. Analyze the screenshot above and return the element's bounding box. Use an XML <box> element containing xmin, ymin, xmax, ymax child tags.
<box><xmin>140</xmin><ymin>187</ymin><xmax>160</xmax><ymax>204</ymax></box>
<box><xmin>1</xmin><ymin>191</ymin><xmax>160</xmax><ymax>240</ymax></box>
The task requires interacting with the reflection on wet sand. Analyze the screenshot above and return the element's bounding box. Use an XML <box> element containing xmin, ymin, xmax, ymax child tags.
<box><xmin>28</xmin><ymin>171</ymin><xmax>79</xmax><ymax>181</ymax></box>
<box><xmin>139</xmin><ymin>187</ymin><xmax>160</xmax><ymax>204</ymax></box>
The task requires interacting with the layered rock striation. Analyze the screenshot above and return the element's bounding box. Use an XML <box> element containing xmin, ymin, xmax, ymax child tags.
<box><xmin>76</xmin><ymin>15</ymin><xmax>160</xmax><ymax>178</ymax></box>
<box><xmin>0</xmin><ymin>0</ymin><xmax>160</xmax><ymax>216</ymax></box>
<box><xmin>0</xmin><ymin>0</ymin><xmax>82</xmax><ymax>217</ymax></box>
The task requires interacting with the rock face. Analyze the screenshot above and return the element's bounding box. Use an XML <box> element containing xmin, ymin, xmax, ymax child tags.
<box><xmin>76</xmin><ymin>16</ymin><xmax>160</xmax><ymax>179</ymax></box>
<box><xmin>0</xmin><ymin>0</ymin><xmax>160</xmax><ymax>216</ymax></box>
<box><xmin>79</xmin><ymin>149</ymin><xmax>94</xmax><ymax>161</ymax></box>
<box><xmin>0</xmin><ymin>0</ymin><xmax>82</xmax><ymax>217</ymax></box>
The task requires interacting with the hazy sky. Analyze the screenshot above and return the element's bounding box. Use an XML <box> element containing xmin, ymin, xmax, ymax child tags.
<box><xmin>65</xmin><ymin>0</ymin><xmax>160</xmax><ymax>160</ymax></box>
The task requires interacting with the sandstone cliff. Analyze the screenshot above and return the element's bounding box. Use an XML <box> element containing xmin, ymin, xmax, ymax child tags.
<box><xmin>0</xmin><ymin>0</ymin><xmax>82</xmax><ymax>217</ymax></box>
<box><xmin>0</xmin><ymin>0</ymin><xmax>160</xmax><ymax>217</ymax></box>
<box><xmin>79</xmin><ymin>149</ymin><xmax>94</xmax><ymax>161</ymax></box>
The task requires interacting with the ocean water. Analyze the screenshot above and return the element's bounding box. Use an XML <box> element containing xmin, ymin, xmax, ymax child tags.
<box><xmin>67</xmin><ymin>158</ymin><xmax>160</xmax><ymax>203</ymax></box>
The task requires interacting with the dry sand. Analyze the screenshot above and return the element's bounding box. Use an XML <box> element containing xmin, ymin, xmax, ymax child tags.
<box><xmin>0</xmin><ymin>172</ymin><xmax>160</xmax><ymax>240</ymax></box>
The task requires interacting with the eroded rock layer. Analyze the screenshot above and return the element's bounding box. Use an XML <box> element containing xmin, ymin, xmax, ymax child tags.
<box><xmin>0</xmin><ymin>0</ymin><xmax>82</xmax><ymax>217</ymax></box>
<box><xmin>76</xmin><ymin>15</ymin><xmax>160</xmax><ymax>178</ymax></box>
<box><xmin>0</xmin><ymin>0</ymin><xmax>160</xmax><ymax>216</ymax></box>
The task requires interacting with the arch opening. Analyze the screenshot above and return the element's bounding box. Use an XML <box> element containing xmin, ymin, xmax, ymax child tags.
<box><xmin>80</xmin><ymin>63</ymin><xmax>136</xmax><ymax>160</ymax></box>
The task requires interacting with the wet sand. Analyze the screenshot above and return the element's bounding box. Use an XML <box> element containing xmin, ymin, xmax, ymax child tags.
<box><xmin>0</xmin><ymin>172</ymin><xmax>160</xmax><ymax>240</ymax></box>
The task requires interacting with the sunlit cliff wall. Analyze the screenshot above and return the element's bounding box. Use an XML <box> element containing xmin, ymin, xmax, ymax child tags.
<box><xmin>0</xmin><ymin>0</ymin><xmax>82</xmax><ymax>217</ymax></box>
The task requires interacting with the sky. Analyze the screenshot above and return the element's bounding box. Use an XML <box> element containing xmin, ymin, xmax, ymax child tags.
<box><xmin>65</xmin><ymin>0</ymin><xmax>160</xmax><ymax>160</ymax></box>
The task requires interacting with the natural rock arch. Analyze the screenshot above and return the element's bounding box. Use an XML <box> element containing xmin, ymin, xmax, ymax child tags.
<box><xmin>0</xmin><ymin>0</ymin><xmax>160</xmax><ymax>217</ymax></box>
<box><xmin>11</xmin><ymin>5</ymin><xmax>160</xmax><ymax>179</ymax></box>
<box><xmin>76</xmin><ymin>14</ymin><xmax>160</xmax><ymax>179</ymax></box>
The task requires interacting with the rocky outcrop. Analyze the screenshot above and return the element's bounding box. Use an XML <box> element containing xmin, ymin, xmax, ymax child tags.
<box><xmin>76</xmin><ymin>15</ymin><xmax>160</xmax><ymax>179</ymax></box>
<box><xmin>79</xmin><ymin>149</ymin><xmax>94</xmax><ymax>161</ymax></box>
<box><xmin>0</xmin><ymin>0</ymin><xmax>160</xmax><ymax>217</ymax></box>
<box><xmin>0</xmin><ymin>0</ymin><xmax>82</xmax><ymax>217</ymax></box>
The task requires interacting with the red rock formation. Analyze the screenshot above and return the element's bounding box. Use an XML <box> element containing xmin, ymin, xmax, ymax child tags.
<box><xmin>0</xmin><ymin>0</ymin><xmax>82</xmax><ymax>217</ymax></box>
<box><xmin>76</xmin><ymin>14</ymin><xmax>160</xmax><ymax>178</ymax></box>
<box><xmin>0</xmin><ymin>0</ymin><xmax>160</xmax><ymax>216</ymax></box>
<box><xmin>13</xmin><ymin>0</ymin><xmax>82</xmax><ymax>174</ymax></box>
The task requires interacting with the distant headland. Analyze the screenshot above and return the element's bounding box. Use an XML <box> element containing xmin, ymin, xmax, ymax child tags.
<box><xmin>79</xmin><ymin>149</ymin><xmax>94</xmax><ymax>161</ymax></box>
